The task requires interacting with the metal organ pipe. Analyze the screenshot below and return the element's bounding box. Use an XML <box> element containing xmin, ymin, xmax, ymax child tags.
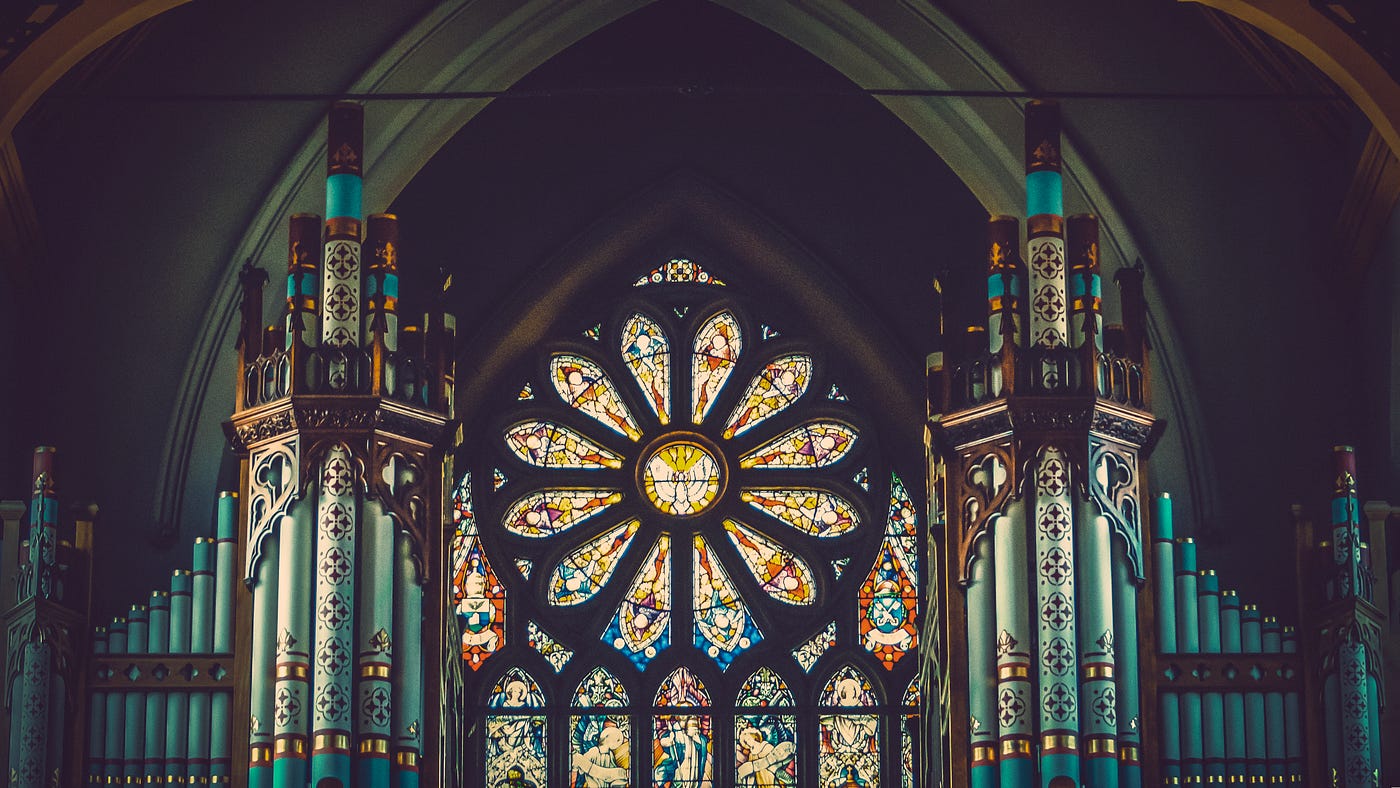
<box><xmin>166</xmin><ymin>569</ymin><xmax>192</xmax><ymax>783</ymax></box>
<box><xmin>1076</xmin><ymin>499</ymin><xmax>1118</xmax><ymax>788</ymax></box>
<box><xmin>1220</xmin><ymin>589</ymin><xmax>1247</xmax><ymax>785</ymax></box>
<box><xmin>104</xmin><ymin>617</ymin><xmax>126</xmax><ymax>785</ymax></box>
<box><xmin>273</xmin><ymin>500</ymin><xmax>314</xmax><ymax>785</ymax></box>
<box><xmin>392</xmin><ymin>532</ymin><xmax>424</xmax><ymax>788</ymax></box>
<box><xmin>312</xmin><ymin>444</ymin><xmax>356</xmax><ymax>786</ymax></box>
<box><xmin>358</xmin><ymin>500</ymin><xmax>396</xmax><ymax>784</ymax></box>
<box><xmin>1111</xmin><ymin>544</ymin><xmax>1142</xmax><ymax>788</ymax></box>
<box><xmin>1174</xmin><ymin>538</ymin><xmax>1203</xmax><ymax>786</ymax></box>
<box><xmin>212</xmin><ymin>492</ymin><xmax>237</xmax><ymax>783</ymax></box>
<box><xmin>1197</xmin><ymin>570</ymin><xmax>1225</xmax><ymax>784</ymax></box>
<box><xmin>143</xmin><ymin>590</ymin><xmax>169</xmax><ymax>785</ymax></box>
<box><xmin>190</xmin><ymin>538</ymin><xmax>215</xmax><ymax>784</ymax></box>
<box><xmin>1241</xmin><ymin>605</ymin><xmax>1266</xmax><ymax>784</ymax></box>
<box><xmin>993</xmin><ymin>500</ymin><xmax>1034</xmax><ymax>786</ymax></box>
<box><xmin>88</xmin><ymin>626</ymin><xmax>107</xmax><ymax>785</ymax></box>
<box><xmin>968</xmin><ymin>535</ymin><xmax>999</xmax><ymax>788</ymax></box>
<box><xmin>248</xmin><ymin>536</ymin><xmax>279</xmax><ymax>788</ymax></box>
<box><xmin>1152</xmin><ymin>495</ymin><xmax>1181</xmax><ymax>785</ymax></box>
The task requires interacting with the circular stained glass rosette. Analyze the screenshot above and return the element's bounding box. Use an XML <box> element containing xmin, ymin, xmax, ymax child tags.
<box><xmin>506</xmin><ymin>307</ymin><xmax>861</xmax><ymax>670</ymax></box>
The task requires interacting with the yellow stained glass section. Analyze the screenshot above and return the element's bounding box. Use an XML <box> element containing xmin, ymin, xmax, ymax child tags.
<box><xmin>692</xmin><ymin>310</ymin><xmax>743</xmax><ymax>423</ymax></box>
<box><xmin>740</xmin><ymin>488</ymin><xmax>859</xmax><ymax>537</ymax></box>
<box><xmin>505</xmin><ymin>421</ymin><xmax>623</xmax><ymax>469</ymax></box>
<box><xmin>739</xmin><ymin>422</ymin><xmax>857</xmax><ymax>469</ymax></box>
<box><xmin>550</xmin><ymin>353</ymin><xmax>642</xmax><ymax>441</ymax></box>
<box><xmin>722</xmin><ymin>519</ymin><xmax>815</xmax><ymax>606</ymax></box>
<box><xmin>547</xmin><ymin>519</ymin><xmax>640</xmax><ymax>606</ymax></box>
<box><xmin>642</xmin><ymin>441</ymin><xmax>721</xmax><ymax>516</ymax></box>
<box><xmin>723</xmin><ymin>354</ymin><xmax>812</xmax><ymax>439</ymax></box>
<box><xmin>620</xmin><ymin>313</ymin><xmax>671</xmax><ymax>424</ymax></box>
<box><xmin>502</xmin><ymin>489</ymin><xmax>623</xmax><ymax>537</ymax></box>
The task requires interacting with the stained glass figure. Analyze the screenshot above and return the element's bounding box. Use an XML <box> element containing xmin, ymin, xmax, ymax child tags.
<box><xmin>643</xmin><ymin>441</ymin><xmax>722</xmax><ymax>516</ymax></box>
<box><xmin>584</xmin><ymin>323</ymin><xmax>601</xmax><ymax>341</ymax></box>
<box><xmin>859</xmin><ymin>473</ymin><xmax>919</xmax><ymax>668</ymax></box>
<box><xmin>548</xmin><ymin>520</ymin><xmax>641</xmax><ymax>606</ymax></box>
<box><xmin>693</xmin><ymin>536</ymin><xmax>762</xmax><ymax>669</ymax></box>
<box><xmin>494</xmin><ymin>468</ymin><xmax>509</xmax><ymax>490</ymax></box>
<box><xmin>760</xmin><ymin>324</ymin><xmax>779</xmax><ymax>341</ymax></box>
<box><xmin>832</xmin><ymin>557</ymin><xmax>849</xmax><ymax>580</ymax></box>
<box><xmin>792</xmin><ymin>621</ymin><xmax>838</xmax><ymax>674</ymax></box>
<box><xmin>634</xmin><ymin>257</ymin><xmax>724</xmax><ymax>286</ymax></box>
<box><xmin>819</xmin><ymin>666</ymin><xmax>881</xmax><ymax>788</ymax></box>
<box><xmin>506</xmin><ymin>421</ymin><xmax>623</xmax><ymax>469</ymax></box>
<box><xmin>854</xmin><ymin>467</ymin><xmax>869</xmax><ymax>491</ymax></box>
<box><xmin>551</xmin><ymin>354</ymin><xmax>642</xmax><ymax>440</ymax></box>
<box><xmin>828</xmin><ymin>383</ymin><xmax>848</xmax><ymax>402</ymax></box>
<box><xmin>515</xmin><ymin>558</ymin><xmax>533</xmax><ymax>579</ymax></box>
<box><xmin>527</xmin><ymin>620</ymin><xmax>572</xmax><ymax>673</ymax></box>
<box><xmin>621</xmin><ymin>312</ymin><xmax>671</xmax><ymax>424</ymax></box>
<box><xmin>736</xmin><ymin>716</ymin><xmax>796</xmax><ymax>787</ymax></box>
<box><xmin>487</xmin><ymin>714</ymin><xmax>547</xmax><ymax>788</ymax></box>
<box><xmin>740</xmin><ymin>488</ymin><xmax>859</xmax><ymax>537</ymax></box>
<box><xmin>654</xmin><ymin>666</ymin><xmax>711</xmax><ymax>706</ymax></box>
<box><xmin>723</xmin><ymin>354</ymin><xmax>812</xmax><ymax>439</ymax></box>
<box><xmin>570</xmin><ymin>715</ymin><xmax>632</xmax><ymax>787</ymax></box>
<box><xmin>736</xmin><ymin>666</ymin><xmax>794</xmax><ymax>707</ymax></box>
<box><xmin>603</xmin><ymin>535</ymin><xmax>671</xmax><ymax>669</ymax></box>
<box><xmin>488</xmin><ymin>667</ymin><xmax>546</xmax><ymax>708</ymax></box>
<box><xmin>902</xmin><ymin>681</ymin><xmax>921</xmax><ymax>788</ymax></box>
<box><xmin>451</xmin><ymin>472</ymin><xmax>505</xmax><ymax>670</ymax></box>
<box><xmin>503</xmin><ymin>489</ymin><xmax>622</xmax><ymax>537</ymax></box>
<box><xmin>739</xmin><ymin>423</ymin><xmax>857</xmax><ymax>469</ymax></box>
<box><xmin>653</xmin><ymin>715</ymin><xmax>714</xmax><ymax>787</ymax></box>
<box><xmin>691</xmin><ymin>311</ymin><xmax>742</xmax><ymax>423</ymax></box>
<box><xmin>518</xmin><ymin>382</ymin><xmax>534</xmax><ymax>400</ymax></box>
<box><xmin>574</xmin><ymin>666</ymin><xmax>629</xmax><ymax>707</ymax></box>
<box><xmin>722</xmin><ymin>520</ymin><xmax>815</xmax><ymax>605</ymax></box>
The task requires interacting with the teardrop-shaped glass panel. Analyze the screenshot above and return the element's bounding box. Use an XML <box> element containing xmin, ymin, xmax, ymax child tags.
<box><xmin>502</xmin><ymin>489</ymin><xmax>622</xmax><ymax>537</ymax></box>
<box><xmin>740</xmin><ymin>488</ymin><xmax>860</xmax><ymax>537</ymax></box>
<box><xmin>739</xmin><ymin>422</ymin><xmax>857</xmax><ymax>469</ymax></box>
<box><xmin>723</xmin><ymin>354</ymin><xmax>812</xmax><ymax>438</ymax></box>
<box><xmin>505</xmin><ymin>421</ymin><xmax>623</xmax><ymax>469</ymax></box>
<box><xmin>691</xmin><ymin>310</ymin><xmax>743</xmax><ymax>423</ymax></box>
<box><xmin>693</xmin><ymin>535</ymin><xmax>762</xmax><ymax>669</ymax></box>
<box><xmin>620</xmin><ymin>313</ymin><xmax>671</xmax><ymax>424</ymax></box>
<box><xmin>721</xmin><ymin>519</ymin><xmax>815</xmax><ymax>605</ymax></box>
<box><xmin>547</xmin><ymin>519</ymin><xmax>640</xmax><ymax>606</ymax></box>
<box><xmin>550</xmin><ymin>354</ymin><xmax>642</xmax><ymax>440</ymax></box>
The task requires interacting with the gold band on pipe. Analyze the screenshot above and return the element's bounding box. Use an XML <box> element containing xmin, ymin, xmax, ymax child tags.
<box><xmin>360</xmin><ymin>664</ymin><xmax>391</xmax><ymax>679</ymax></box>
<box><xmin>999</xmin><ymin>739</ymin><xmax>1032</xmax><ymax>756</ymax></box>
<box><xmin>1041</xmin><ymin>733</ymin><xmax>1077</xmax><ymax>751</ymax></box>
<box><xmin>1084</xmin><ymin>664</ymin><xmax>1115</xmax><ymax>679</ymax></box>
<box><xmin>997</xmin><ymin>664</ymin><xmax>1029</xmax><ymax>680</ymax></box>
<box><xmin>1086</xmin><ymin>737</ymin><xmax>1118</xmax><ymax>755</ymax></box>
<box><xmin>359</xmin><ymin>737</ymin><xmax>390</xmax><ymax>754</ymax></box>
<box><xmin>273</xmin><ymin>737</ymin><xmax>307</xmax><ymax>755</ymax></box>
<box><xmin>394</xmin><ymin>751</ymin><xmax>419</xmax><ymax>767</ymax></box>
<box><xmin>274</xmin><ymin>664</ymin><xmax>308</xmax><ymax>680</ymax></box>
<box><xmin>971</xmin><ymin>745</ymin><xmax>998</xmax><ymax>763</ymax></box>
<box><xmin>312</xmin><ymin>733</ymin><xmax>351</xmax><ymax>751</ymax></box>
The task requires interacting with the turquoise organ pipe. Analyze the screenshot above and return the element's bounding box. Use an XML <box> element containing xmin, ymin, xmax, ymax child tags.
<box><xmin>968</xmin><ymin>537</ymin><xmax>999</xmax><ymax>788</ymax></box>
<box><xmin>190</xmin><ymin>538</ymin><xmax>214</xmax><ymax>784</ymax></box>
<box><xmin>144</xmin><ymin>591</ymin><xmax>170</xmax><ymax>785</ymax></box>
<box><xmin>1034</xmin><ymin>448</ymin><xmax>1078</xmax><ymax>785</ymax></box>
<box><xmin>1024</xmin><ymin>100</ymin><xmax>1068</xmax><ymax>354</ymax></box>
<box><xmin>1241</xmin><ymin>606</ymin><xmax>1266</xmax><ymax>784</ymax></box>
<box><xmin>1197</xmin><ymin>570</ymin><xmax>1224</xmax><ymax>784</ymax></box>
<box><xmin>1111</xmin><ymin>547</ymin><xmax>1142</xmax><ymax>788</ymax></box>
<box><xmin>1282</xmin><ymin>628</ymin><xmax>1302</xmax><ymax>784</ymax></box>
<box><xmin>274</xmin><ymin>499</ymin><xmax>313</xmax><ymax>786</ymax></box>
<box><xmin>1076</xmin><ymin>500</ymin><xmax>1117</xmax><ymax>788</ymax></box>
<box><xmin>1161</xmin><ymin>691</ymin><xmax>1182</xmax><ymax>788</ymax></box>
<box><xmin>321</xmin><ymin>102</ymin><xmax>363</xmax><ymax>349</ymax></box>
<box><xmin>1262</xmin><ymin>618</ymin><xmax>1285</xmax><ymax>784</ymax></box>
<box><xmin>312</xmin><ymin>445</ymin><xmax>356</xmax><ymax>786</ymax></box>
<box><xmin>1151</xmin><ymin>496</ymin><xmax>1177</xmax><ymax>644</ymax></box>
<box><xmin>1067</xmin><ymin>213</ymin><xmax>1103</xmax><ymax>350</ymax></box>
<box><xmin>166</xmin><ymin>570</ymin><xmax>192</xmax><ymax>784</ymax></box>
<box><xmin>986</xmin><ymin>215</ymin><xmax>1023</xmax><ymax>354</ymax></box>
<box><xmin>1323</xmin><ymin>673</ymin><xmax>1342</xmax><ymax>787</ymax></box>
<box><xmin>392</xmin><ymin>532</ymin><xmax>424</xmax><ymax>788</ymax></box>
<box><xmin>992</xmin><ymin>502</ymin><xmax>1035</xmax><ymax>787</ymax></box>
<box><xmin>15</xmin><ymin>640</ymin><xmax>54</xmax><ymax>788</ymax></box>
<box><xmin>1338</xmin><ymin>638</ymin><xmax>1371</xmax><ymax>787</ymax></box>
<box><xmin>1220</xmin><ymin>590</ymin><xmax>1246</xmax><ymax>785</ymax></box>
<box><xmin>1331</xmin><ymin>447</ymin><xmax>1363</xmax><ymax>601</ymax></box>
<box><xmin>45</xmin><ymin>673</ymin><xmax>66</xmax><ymax>788</ymax></box>
<box><xmin>104</xmin><ymin>617</ymin><xmax>127</xmax><ymax>784</ymax></box>
<box><xmin>1175</xmin><ymin>539</ymin><xmax>1202</xmax><ymax>786</ymax></box>
<box><xmin>215</xmin><ymin>492</ymin><xmax>237</xmax><ymax>652</ymax></box>
<box><xmin>88</xmin><ymin>627</ymin><xmax>107</xmax><ymax>785</ymax></box>
<box><xmin>248</xmin><ymin>535</ymin><xmax>278</xmax><ymax>788</ymax></box>
<box><xmin>28</xmin><ymin>447</ymin><xmax>57</xmax><ymax>600</ymax></box>
<box><xmin>358</xmin><ymin>500</ymin><xmax>396</xmax><ymax>785</ymax></box>
<box><xmin>1364</xmin><ymin>675</ymin><xmax>1380</xmax><ymax>787</ymax></box>
<box><xmin>123</xmin><ymin>605</ymin><xmax>148</xmax><ymax>785</ymax></box>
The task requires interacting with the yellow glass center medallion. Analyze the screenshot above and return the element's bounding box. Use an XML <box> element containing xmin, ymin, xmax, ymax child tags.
<box><xmin>641</xmin><ymin>440</ymin><xmax>722</xmax><ymax>516</ymax></box>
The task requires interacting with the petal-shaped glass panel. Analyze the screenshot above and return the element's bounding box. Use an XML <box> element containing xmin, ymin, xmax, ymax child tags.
<box><xmin>603</xmin><ymin>535</ymin><xmax>671</xmax><ymax>669</ymax></box>
<box><xmin>693</xmin><ymin>536</ymin><xmax>762</xmax><ymax>669</ymax></box>
<box><xmin>654</xmin><ymin>666</ymin><xmax>711</xmax><ymax>706</ymax></box>
<box><xmin>740</xmin><ymin>488</ymin><xmax>860</xmax><ymax>537</ymax></box>
<box><xmin>739</xmin><ymin>422</ymin><xmax>857</xmax><ymax>469</ymax></box>
<box><xmin>620</xmin><ymin>313</ymin><xmax>671</xmax><ymax>424</ymax></box>
<box><xmin>502</xmin><ymin>489</ymin><xmax>622</xmax><ymax>537</ymax></box>
<box><xmin>722</xmin><ymin>519</ymin><xmax>815</xmax><ymax>605</ymax></box>
<box><xmin>792</xmin><ymin>621</ymin><xmax>837</xmax><ymax>674</ymax></box>
<box><xmin>505</xmin><ymin>421</ymin><xmax>623</xmax><ymax>469</ymax></box>
<box><xmin>547</xmin><ymin>519</ymin><xmax>640</xmax><ymax>606</ymax></box>
<box><xmin>550</xmin><ymin>353</ymin><xmax>643</xmax><ymax>440</ymax></box>
<box><xmin>736</xmin><ymin>666</ymin><xmax>794</xmax><ymax>707</ymax></box>
<box><xmin>692</xmin><ymin>310</ymin><xmax>743</xmax><ymax>423</ymax></box>
<box><xmin>573</xmin><ymin>666</ymin><xmax>629</xmax><ymax>707</ymax></box>
<box><xmin>723</xmin><ymin>354</ymin><xmax>812</xmax><ymax>438</ymax></box>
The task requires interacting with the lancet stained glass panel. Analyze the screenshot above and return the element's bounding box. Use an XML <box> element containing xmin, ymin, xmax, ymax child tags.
<box><xmin>458</xmin><ymin>260</ymin><xmax>922</xmax><ymax>788</ymax></box>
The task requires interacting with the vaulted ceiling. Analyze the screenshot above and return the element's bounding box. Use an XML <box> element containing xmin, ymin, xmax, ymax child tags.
<box><xmin>1</xmin><ymin>0</ymin><xmax>1395</xmax><ymax>618</ymax></box>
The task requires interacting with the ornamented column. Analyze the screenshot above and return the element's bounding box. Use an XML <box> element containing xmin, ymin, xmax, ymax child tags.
<box><xmin>321</xmin><ymin>101</ymin><xmax>363</xmax><ymax>352</ymax></box>
<box><xmin>986</xmin><ymin>215</ymin><xmax>1024</xmax><ymax>355</ymax></box>
<box><xmin>1025</xmin><ymin>100</ymin><xmax>1068</xmax><ymax>385</ymax></box>
<box><xmin>1034</xmin><ymin>447</ymin><xmax>1080</xmax><ymax>784</ymax></box>
<box><xmin>357</xmin><ymin>499</ymin><xmax>395</xmax><ymax>783</ymax></box>
<box><xmin>311</xmin><ymin>444</ymin><xmax>357</xmax><ymax>784</ymax></box>
<box><xmin>1067</xmin><ymin>213</ymin><xmax>1102</xmax><ymax>352</ymax></box>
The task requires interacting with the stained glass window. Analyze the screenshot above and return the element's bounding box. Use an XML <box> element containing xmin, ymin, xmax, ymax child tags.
<box><xmin>457</xmin><ymin>259</ymin><xmax>923</xmax><ymax>786</ymax></box>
